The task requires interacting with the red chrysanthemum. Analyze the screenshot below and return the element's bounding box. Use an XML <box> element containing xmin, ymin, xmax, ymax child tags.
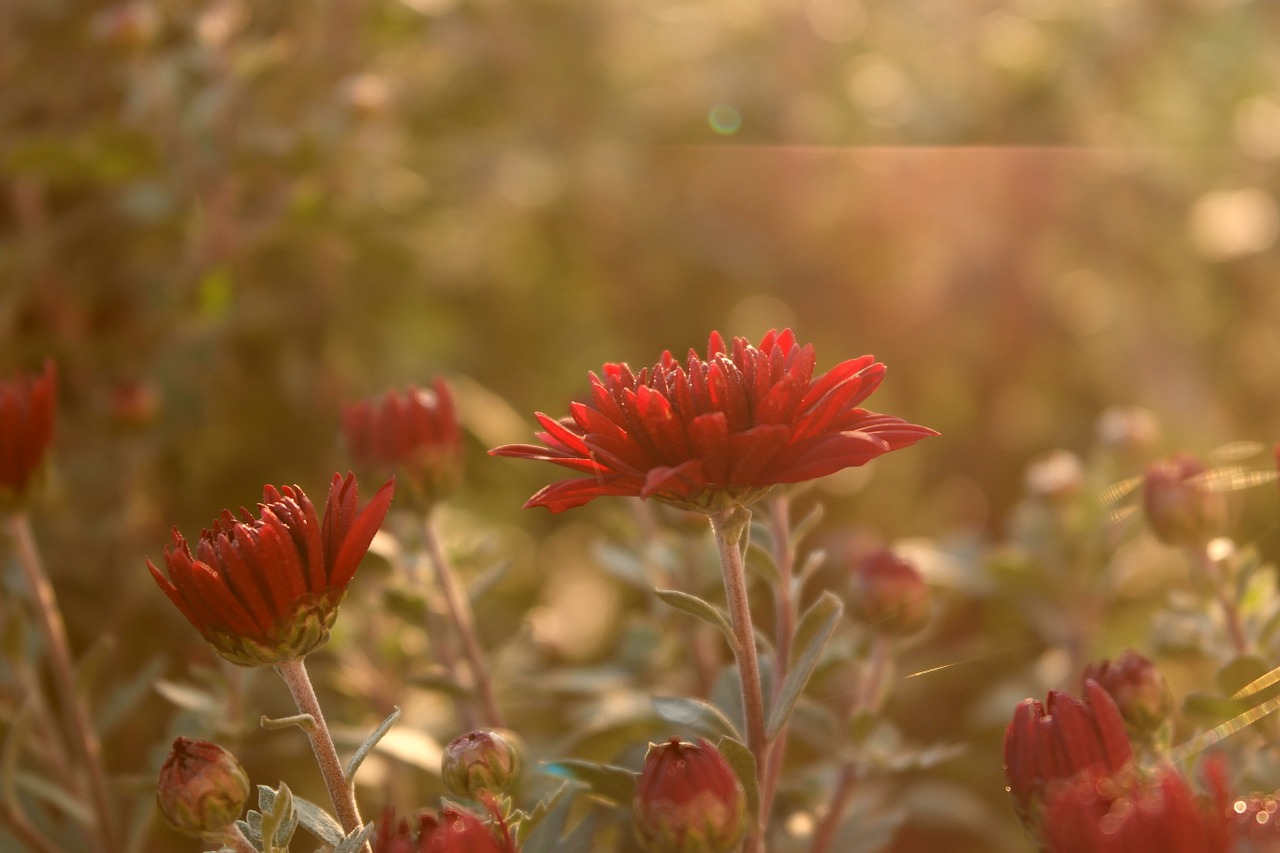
<box><xmin>372</xmin><ymin>805</ymin><xmax>517</xmax><ymax>853</ymax></box>
<box><xmin>148</xmin><ymin>473</ymin><xmax>395</xmax><ymax>667</ymax></box>
<box><xmin>343</xmin><ymin>379</ymin><xmax>463</xmax><ymax>508</ymax></box>
<box><xmin>0</xmin><ymin>360</ymin><xmax>56</xmax><ymax>510</ymax></box>
<box><xmin>490</xmin><ymin>330</ymin><xmax>937</xmax><ymax>513</ymax></box>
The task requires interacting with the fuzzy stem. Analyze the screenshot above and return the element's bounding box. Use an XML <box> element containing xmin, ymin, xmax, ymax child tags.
<box><xmin>0</xmin><ymin>803</ymin><xmax>63</xmax><ymax>853</ymax></box>
<box><xmin>273</xmin><ymin>658</ymin><xmax>368</xmax><ymax>850</ymax></box>
<box><xmin>6</xmin><ymin>512</ymin><xmax>116</xmax><ymax>853</ymax></box>
<box><xmin>1197</xmin><ymin>546</ymin><xmax>1248</xmax><ymax>656</ymax></box>
<box><xmin>759</xmin><ymin>493</ymin><xmax>797</xmax><ymax>841</ymax></box>
<box><xmin>809</xmin><ymin>764</ymin><xmax>857</xmax><ymax>853</ymax></box>
<box><xmin>708</xmin><ymin>506</ymin><xmax>766</xmax><ymax>853</ymax></box>
<box><xmin>422</xmin><ymin>512</ymin><xmax>504</xmax><ymax>729</ymax></box>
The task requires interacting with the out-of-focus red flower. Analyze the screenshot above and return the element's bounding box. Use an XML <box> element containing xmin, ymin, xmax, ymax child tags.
<box><xmin>1142</xmin><ymin>452</ymin><xmax>1226</xmax><ymax>548</ymax></box>
<box><xmin>1082</xmin><ymin>650</ymin><xmax>1172</xmax><ymax>740</ymax></box>
<box><xmin>1003</xmin><ymin>680</ymin><xmax>1134</xmax><ymax>828</ymax></box>
<box><xmin>156</xmin><ymin>737</ymin><xmax>250</xmax><ymax>839</ymax></box>
<box><xmin>633</xmin><ymin>737</ymin><xmax>746</xmax><ymax>853</ymax></box>
<box><xmin>490</xmin><ymin>330</ymin><xmax>937</xmax><ymax>513</ymax></box>
<box><xmin>148</xmin><ymin>473</ymin><xmax>395</xmax><ymax>667</ymax></box>
<box><xmin>0</xmin><ymin>360</ymin><xmax>56</xmax><ymax>510</ymax></box>
<box><xmin>1040</xmin><ymin>761</ymin><xmax>1232</xmax><ymax>853</ymax></box>
<box><xmin>372</xmin><ymin>805</ymin><xmax>516</xmax><ymax>853</ymax></box>
<box><xmin>845</xmin><ymin>548</ymin><xmax>931</xmax><ymax>636</ymax></box>
<box><xmin>343</xmin><ymin>379</ymin><xmax>463</xmax><ymax>508</ymax></box>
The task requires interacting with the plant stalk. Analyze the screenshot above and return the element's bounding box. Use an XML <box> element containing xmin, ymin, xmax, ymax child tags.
<box><xmin>422</xmin><ymin>512</ymin><xmax>504</xmax><ymax>729</ymax></box>
<box><xmin>7</xmin><ymin>512</ymin><xmax>116</xmax><ymax>853</ymax></box>
<box><xmin>709</xmin><ymin>506</ymin><xmax>767</xmax><ymax>853</ymax></box>
<box><xmin>273</xmin><ymin>658</ymin><xmax>368</xmax><ymax>850</ymax></box>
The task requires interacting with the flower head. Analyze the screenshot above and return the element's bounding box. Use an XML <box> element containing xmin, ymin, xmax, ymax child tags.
<box><xmin>845</xmin><ymin>547</ymin><xmax>931</xmax><ymax>636</ymax></box>
<box><xmin>1082</xmin><ymin>651</ymin><xmax>1173</xmax><ymax>741</ymax></box>
<box><xmin>1040</xmin><ymin>762</ymin><xmax>1232</xmax><ymax>853</ymax></box>
<box><xmin>633</xmin><ymin>737</ymin><xmax>747</xmax><ymax>853</ymax></box>
<box><xmin>1142</xmin><ymin>453</ymin><xmax>1226</xmax><ymax>548</ymax></box>
<box><xmin>156</xmin><ymin>737</ymin><xmax>251</xmax><ymax>839</ymax></box>
<box><xmin>372</xmin><ymin>805</ymin><xmax>517</xmax><ymax>853</ymax></box>
<box><xmin>148</xmin><ymin>472</ymin><xmax>395</xmax><ymax>666</ymax></box>
<box><xmin>491</xmin><ymin>330</ymin><xmax>936</xmax><ymax>513</ymax></box>
<box><xmin>0</xmin><ymin>360</ymin><xmax>56</xmax><ymax>510</ymax></box>
<box><xmin>1003</xmin><ymin>679</ymin><xmax>1134</xmax><ymax>829</ymax></box>
<box><xmin>442</xmin><ymin>730</ymin><xmax>522</xmax><ymax>800</ymax></box>
<box><xmin>343</xmin><ymin>379</ymin><xmax>463</xmax><ymax>508</ymax></box>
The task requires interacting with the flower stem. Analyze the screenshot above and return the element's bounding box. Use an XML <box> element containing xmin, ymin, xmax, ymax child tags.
<box><xmin>273</xmin><ymin>658</ymin><xmax>368</xmax><ymax>849</ymax></box>
<box><xmin>421</xmin><ymin>512</ymin><xmax>504</xmax><ymax>729</ymax></box>
<box><xmin>708</xmin><ymin>506</ymin><xmax>766</xmax><ymax>852</ymax></box>
<box><xmin>6</xmin><ymin>512</ymin><xmax>116</xmax><ymax>853</ymax></box>
<box><xmin>1197</xmin><ymin>546</ymin><xmax>1248</xmax><ymax>656</ymax></box>
<box><xmin>810</xmin><ymin>764</ymin><xmax>857</xmax><ymax>853</ymax></box>
<box><xmin>759</xmin><ymin>493</ymin><xmax>797</xmax><ymax>841</ymax></box>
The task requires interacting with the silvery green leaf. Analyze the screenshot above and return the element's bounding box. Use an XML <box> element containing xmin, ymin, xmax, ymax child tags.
<box><xmin>768</xmin><ymin>592</ymin><xmax>842</xmax><ymax>740</ymax></box>
<box><xmin>716</xmin><ymin>735</ymin><xmax>758</xmax><ymax>826</ymax></box>
<box><xmin>344</xmin><ymin>706</ymin><xmax>401</xmax><ymax>783</ymax></box>
<box><xmin>653</xmin><ymin>588</ymin><xmax>735</xmax><ymax>648</ymax></box>
<box><xmin>541</xmin><ymin>759</ymin><xmax>636</xmax><ymax>806</ymax></box>
<box><xmin>292</xmin><ymin>795</ymin><xmax>344</xmax><ymax>846</ymax></box>
<box><xmin>652</xmin><ymin>695</ymin><xmax>740</xmax><ymax>741</ymax></box>
<box><xmin>332</xmin><ymin>822</ymin><xmax>377</xmax><ymax>853</ymax></box>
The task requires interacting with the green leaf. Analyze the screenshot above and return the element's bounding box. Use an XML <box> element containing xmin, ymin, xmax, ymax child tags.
<box><xmin>541</xmin><ymin>759</ymin><xmax>637</xmax><ymax>806</ymax></box>
<box><xmin>744</xmin><ymin>542</ymin><xmax>781</xmax><ymax>586</ymax></box>
<box><xmin>652</xmin><ymin>696</ymin><xmax>740</xmax><ymax>741</ymax></box>
<box><xmin>715</xmin><ymin>736</ymin><xmax>759</xmax><ymax>828</ymax></box>
<box><xmin>796</xmin><ymin>549</ymin><xmax>828</xmax><ymax>586</ymax></box>
<box><xmin>332</xmin><ymin>821</ymin><xmax>377</xmax><ymax>853</ymax></box>
<box><xmin>256</xmin><ymin>783</ymin><xmax>299</xmax><ymax>853</ymax></box>
<box><xmin>768</xmin><ymin>592</ymin><xmax>843</xmax><ymax>740</ymax></box>
<box><xmin>791</xmin><ymin>503</ymin><xmax>826</xmax><ymax>545</ymax></box>
<box><xmin>1218</xmin><ymin>655</ymin><xmax>1278</xmax><ymax>700</ymax></box>
<box><xmin>292</xmin><ymin>795</ymin><xmax>344</xmax><ymax>846</ymax></box>
<box><xmin>594</xmin><ymin>542</ymin><xmax>653</xmax><ymax>590</ymax></box>
<box><xmin>74</xmin><ymin>632</ymin><xmax>116</xmax><ymax>702</ymax></box>
<box><xmin>344</xmin><ymin>706</ymin><xmax>401</xmax><ymax>783</ymax></box>
<box><xmin>97</xmin><ymin>656</ymin><xmax>168</xmax><ymax>737</ymax></box>
<box><xmin>15</xmin><ymin>771</ymin><xmax>95</xmax><ymax>827</ymax></box>
<box><xmin>654</xmin><ymin>589</ymin><xmax>735</xmax><ymax>649</ymax></box>
<box><xmin>516</xmin><ymin>781</ymin><xmax>572</xmax><ymax>845</ymax></box>
<box><xmin>154</xmin><ymin>679</ymin><xmax>220</xmax><ymax>714</ymax></box>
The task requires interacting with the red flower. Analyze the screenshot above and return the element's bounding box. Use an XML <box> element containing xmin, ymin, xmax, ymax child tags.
<box><xmin>148</xmin><ymin>473</ymin><xmax>395</xmax><ymax>666</ymax></box>
<box><xmin>343</xmin><ymin>379</ymin><xmax>463</xmax><ymax>508</ymax></box>
<box><xmin>490</xmin><ymin>330</ymin><xmax>937</xmax><ymax>513</ymax></box>
<box><xmin>0</xmin><ymin>360</ymin><xmax>56</xmax><ymax>509</ymax></box>
<box><xmin>1003</xmin><ymin>680</ymin><xmax>1134</xmax><ymax>828</ymax></box>
<box><xmin>372</xmin><ymin>805</ymin><xmax>516</xmax><ymax>853</ymax></box>
<box><xmin>1082</xmin><ymin>651</ymin><xmax>1172</xmax><ymax>739</ymax></box>
<box><xmin>632</xmin><ymin>738</ymin><xmax>746</xmax><ymax>853</ymax></box>
<box><xmin>1142</xmin><ymin>452</ymin><xmax>1226</xmax><ymax>548</ymax></box>
<box><xmin>845</xmin><ymin>548</ymin><xmax>932</xmax><ymax>637</ymax></box>
<box><xmin>1040</xmin><ymin>762</ymin><xmax>1232</xmax><ymax>853</ymax></box>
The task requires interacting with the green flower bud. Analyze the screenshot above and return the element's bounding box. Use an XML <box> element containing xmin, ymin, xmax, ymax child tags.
<box><xmin>156</xmin><ymin>738</ymin><xmax>250</xmax><ymax>839</ymax></box>
<box><xmin>442</xmin><ymin>730</ymin><xmax>522</xmax><ymax>799</ymax></box>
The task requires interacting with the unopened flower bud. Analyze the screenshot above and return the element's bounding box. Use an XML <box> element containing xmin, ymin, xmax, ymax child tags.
<box><xmin>633</xmin><ymin>738</ymin><xmax>746</xmax><ymax>853</ymax></box>
<box><xmin>156</xmin><ymin>738</ymin><xmax>250</xmax><ymax>838</ymax></box>
<box><xmin>846</xmin><ymin>549</ymin><xmax>931</xmax><ymax>636</ymax></box>
<box><xmin>1142</xmin><ymin>453</ymin><xmax>1225</xmax><ymax>548</ymax></box>
<box><xmin>1083</xmin><ymin>651</ymin><xmax>1172</xmax><ymax>739</ymax></box>
<box><xmin>442</xmin><ymin>730</ymin><xmax>522</xmax><ymax>799</ymax></box>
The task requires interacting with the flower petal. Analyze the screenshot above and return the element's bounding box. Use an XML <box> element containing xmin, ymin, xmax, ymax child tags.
<box><xmin>328</xmin><ymin>475</ymin><xmax>395</xmax><ymax>589</ymax></box>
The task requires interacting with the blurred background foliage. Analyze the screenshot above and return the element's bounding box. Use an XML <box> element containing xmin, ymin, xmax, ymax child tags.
<box><xmin>4</xmin><ymin>0</ymin><xmax>1280</xmax><ymax>850</ymax></box>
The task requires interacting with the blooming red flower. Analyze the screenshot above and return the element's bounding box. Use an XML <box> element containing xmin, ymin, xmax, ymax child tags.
<box><xmin>1003</xmin><ymin>679</ymin><xmax>1134</xmax><ymax>828</ymax></box>
<box><xmin>0</xmin><ymin>360</ymin><xmax>56</xmax><ymax>510</ymax></box>
<box><xmin>343</xmin><ymin>379</ymin><xmax>463</xmax><ymax>508</ymax></box>
<box><xmin>372</xmin><ymin>805</ymin><xmax>516</xmax><ymax>853</ymax></box>
<box><xmin>1040</xmin><ymin>761</ymin><xmax>1232</xmax><ymax>853</ymax></box>
<box><xmin>633</xmin><ymin>737</ymin><xmax>746</xmax><ymax>853</ymax></box>
<box><xmin>148</xmin><ymin>472</ymin><xmax>395</xmax><ymax>667</ymax></box>
<box><xmin>490</xmin><ymin>330</ymin><xmax>937</xmax><ymax>513</ymax></box>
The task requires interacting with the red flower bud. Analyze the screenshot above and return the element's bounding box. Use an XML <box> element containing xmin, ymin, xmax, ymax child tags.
<box><xmin>1083</xmin><ymin>651</ymin><xmax>1172</xmax><ymax>739</ymax></box>
<box><xmin>156</xmin><ymin>738</ymin><xmax>250</xmax><ymax>839</ymax></box>
<box><xmin>442</xmin><ymin>730</ymin><xmax>522</xmax><ymax>800</ymax></box>
<box><xmin>1040</xmin><ymin>761</ymin><xmax>1232</xmax><ymax>853</ymax></box>
<box><xmin>0</xmin><ymin>361</ymin><xmax>56</xmax><ymax>511</ymax></box>
<box><xmin>1003</xmin><ymin>680</ymin><xmax>1134</xmax><ymax>830</ymax></box>
<box><xmin>343</xmin><ymin>380</ymin><xmax>463</xmax><ymax>509</ymax></box>
<box><xmin>846</xmin><ymin>548</ymin><xmax>931</xmax><ymax>636</ymax></box>
<box><xmin>1142</xmin><ymin>453</ymin><xmax>1226</xmax><ymax>548</ymax></box>
<box><xmin>633</xmin><ymin>738</ymin><xmax>746</xmax><ymax>853</ymax></box>
<box><xmin>148</xmin><ymin>472</ymin><xmax>394</xmax><ymax>666</ymax></box>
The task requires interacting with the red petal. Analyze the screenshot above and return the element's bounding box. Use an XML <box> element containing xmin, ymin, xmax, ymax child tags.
<box><xmin>686</xmin><ymin>411</ymin><xmax>729</xmax><ymax>485</ymax></box>
<box><xmin>798</xmin><ymin>355</ymin><xmax>879</xmax><ymax>413</ymax></box>
<box><xmin>764</xmin><ymin>431</ymin><xmax>891</xmax><ymax>483</ymax></box>
<box><xmin>524</xmin><ymin>475</ymin><xmax>641</xmax><ymax>512</ymax></box>
<box><xmin>633</xmin><ymin>385</ymin><xmax>690</xmax><ymax>464</ymax></box>
<box><xmin>640</xmin><ymin>459</ymin><xmax>706</xmax><ymax>499</ymax></box>
<box><xmin>328</xmin><ymin>476</ymin><xmax>395</xmax><ymax>589</ymax></box>
<box><xmin>726</xmin><ymin>424</ymin><xmax>790</xmax><ymax>485</ymax></box>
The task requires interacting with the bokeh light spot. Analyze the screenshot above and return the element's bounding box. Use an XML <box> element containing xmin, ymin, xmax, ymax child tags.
<box><xmin>708</xmin><ymin>104</ymin><xmax>743</xmax><ymax>135</ymax></box>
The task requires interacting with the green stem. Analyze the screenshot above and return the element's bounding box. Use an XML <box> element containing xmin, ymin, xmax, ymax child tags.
<box><xmin>759</xmin><ymin>493</ymin><xmax>797</xmax><ymax>843</ymax></box>
<box><xmin>6</xmin><ymin>512</ymin><xmax>116</xmax><ymax>853</ymax></box>
<box><xmin>422</xmin><ymin>512</ymin><xmax>504</xmax><ymax>729</ymax></box>
<box><xmin>1197</xmin><ymin>546</ymin><xmax>1248</xmax><ymax>656</ymax></box>
<box><xmin>273</xmin><ymin>659</ymin><xmax>368</xmax><ymax>850</ymax></box>
<box><xmin>708</xmin><ymin>506</ymin><xmax>766</xmax><ymax>853</ymax></box>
